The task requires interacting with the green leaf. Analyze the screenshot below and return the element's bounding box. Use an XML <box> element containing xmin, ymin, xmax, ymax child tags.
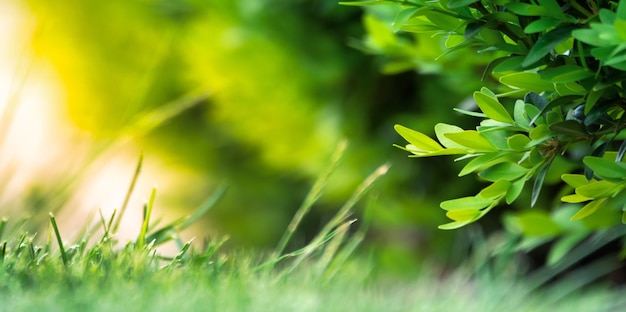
<box><xmin>531</xmin><ymin>161</ymin><xmax>550</xmax><ymax>207</ymax></box>
<box><xmin>524</xmin><ymin>17</ymin><xmax>561</xmax><ymax>34</ymax></box>
<box><xmin>478</xmin><ymin>162</ymin><xmax>529</xmax><ymax>182</ymax></box>
<box><xmin>618</xmin><ymin>0</ymin><xmax>626</xmax><ymax>21</ymax></box>
<box><xmin>583</xmin><ymin>156</ymin><xmax>626</xmax><ymax>180</ymax></box>
<box><xmin>549</xmin><ymin>120</ymin><xmax>587</xmax><ymax>137</ymax></box>
<box><xmin>392</xmin><ymin>8</ymin><xmax>420</xmax><ymax>31</ymax></box>
<box><xmin>434</xmin><ymin>123</ymin><xmax>466</xmax><ymax>149</ymax></box>
<box><xmin>440</xmin><ymin>196</ymin><xmax>493</xmax><ymax>211</ymax></box>
<box><xmin>575</xmin><ymin>180</ymin><xmax>620</xmax><ymax>198</ymax></box>
<box><xmin>561</xmin><ymin>193</ymin><xmax>592</xmax><ymax>203</ymax></box>
<box><xmin>453</xmin><ymin>108</ymin><xmax>488</xmax><ymax>118</ymax></box>
<box><xmin>585</xmin><ymin>89</ymin><xmax>606</xmax><ymax>115</ymax></box>
<box><xmin>539</xmin><ymin>65</ymin><xmax>594</xmax><ymax>83</ymax></box>
<box><xmin>506</xmin><ymin>178</ymin><xmax>526</xmax><ymax>204</ymax></box>
<box><xmin>458</xmin><ymin>152</ymin><xmax>510</xmax><ymax>176</ymax></box>
<box><xmin>339</xmin><ymin>1</ymin><xmax>400</xmax><ymax>6</ymax></box>
<box><xmin>529</xmin><ymin>124</ymin><xmax>552</xmax><ymax>141</ymax></box>
<box><xmin>511</xmin><ymin>210</ymin><xmax>562</xmax><ymax>236</ymax></box>
<box><xmin>513</xmin><ymin>100</ymin><xmax>531</xmax><ymax>129</ymax></box>
<box><xmin>423</xmin><ymin>11</ymin><xmax>462</xmax><ymax>31</ymax></box>
<box><xmin>562</xmin><ymin>174</ymin><xmax>590</xmax><ymax>188</ymax></box>
<box><xmin>493</xmin><ymin>56</ymin><xmax>527</xmax><ymax>73</ymax></box>
<box><xmin>571</xmin><ymin>198</ymin><xmax>607</xmax><ymax>220</ymax></box>
<box><xmin>500</xmin><ymin>72</ymin><xmax>555</xmax><ymax>92</ymax></box>
<box><xmin>394</xmin><ymin>124</ymin><xmax>443</xmax><ymax>152</ymax></box>
<box><xmin>473</xmin><ymin>91</ymin><xmax>515</xmax><ymax>123</ymax></box>
<box><xmin>447</xmin><ymin>0</ymin><xmax>479</xmax><ymax>9</ymax></box>
<box><xmin>507</xmin><ymin>134</ymin><xmax>531</xmax><ymax>151</ymax></box>
<box><xmin>438</xmin><ymin>220</ymin><xmax>472</xmax><ymax>230</ymax></box>
<box><xmin>479</xmin><ymin>179</ymin><xmax>511</xmax><ymax>200</ymax></box>
<box><xmin>547</xmin><ymin>232</ymin><xmax>589</xmax><ymax>266</ymax></box>
<box><xmin>523</xmin><ymin>25</ymin><xmax>575</xmax><ymax>67</ymax></box>
<box><xmin>446</xmin><ymin>208</ymin><xmax>481</xmax><ymax>221</ymax></box>
<box><xmin>444</xmin><ymin>131</ymin><xmax>498</xmax><ymax>152</ymax></box>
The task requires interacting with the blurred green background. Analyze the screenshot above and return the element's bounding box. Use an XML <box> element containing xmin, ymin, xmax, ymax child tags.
<box><xmin>1</xmin><ymin>0</ymin><xmax>501</xmax><ymax>273</ymax></box>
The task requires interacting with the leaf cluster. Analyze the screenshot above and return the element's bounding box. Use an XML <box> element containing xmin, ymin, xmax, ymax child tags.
<box><xmin>343</xmin><ymin>0</ymin><xmax>626</xmax><ymax>259</ymax></box>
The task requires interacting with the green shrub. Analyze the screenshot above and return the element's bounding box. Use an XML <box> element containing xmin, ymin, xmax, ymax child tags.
<box><xmin>343</xmin><ymin>0</ymin><xmax>626</xmax><ymax>264</ymax></box>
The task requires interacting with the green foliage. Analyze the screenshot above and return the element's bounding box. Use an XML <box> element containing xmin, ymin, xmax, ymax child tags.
<box><xmin>343</xmin><ymin>0</ymin><xmax>626</xmax><ymax>260</ymax></box>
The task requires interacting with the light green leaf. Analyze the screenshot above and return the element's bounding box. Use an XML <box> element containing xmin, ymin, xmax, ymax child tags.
<box><xmin>507</xmin><ymin>134</ymin><xmax>531</xmax><ymax>151</ymax></box>
<box><xmin>339</xmin><ymin>1</ymin><xmax>400</xmax><ymax>6</ymax></box>
<box><xmin>458</xmin><ymin>152</ymin><xmax>510</xmax><ymax>176</ymax></box>
<box><xmin>394</xmin><ymin>124</ymin><xmax>443</xmax><ymax>152</ymax></box>
<box><xmin>434</xmin><ymin>123</ymin><xmax>466</xmax><ymax>149</ymax></box>
<box><xmin>514</xmin><ymin>100</ymin><xmax>531</xmax><ymax>129</ymax></box>
<box><xmin>561</xmin><ymin>174</ymin><xmax>591</xmax><ymax>188</ymax></box>
<box><xmin>394</xmin><ymin>144</ymin><xmax>466</xmax><ymax>157</ymax></box>
<box><xmin>446</xmin><ymin>209</ymin><xmax>481</xmax><ymax>221</ymax></box>
<box><xmin>440</xmin><ymin>196</ymin><xmax>492</xmax><ymax>211</ymax></box>
<box><xmin>575</xmin><ymin>180</ymin><xmax>620</xmax><ymax>198</ymax></box>
<box><xmin>478</xmin><ymin>162</ymin><xmax>530</xmax><ymax>182</ymax></box>
<box><xmin>506</xmin><ymin>178</ymin><xmax>526</xmax><ymax>204</ymax></box>
<box><xmin>473</xmin><ymin>91</ymin><xmax>515</xmax><ymax>123</ymax></box>
<box><xmin>561</xmin><ymin>193</ymin><xmax>592</xmax><ymax>203</ymax></box>
<box><xmin>529</xmin><ymin>124</ymin><xmax>552</xmax><ymax>140</ymax></box>
<box><xmin>500</xmin><ymin>72</ymin><xmax>555</xmax><ymax>92</ymax></box>
<box><xmin>438</xmin><ymin>220</ymin><xmax>472</xmax><ymax>230</ymax></box>
<box><xmin>444</xmin><ymin>131</ymin><xmax>498</xmax><ymax>152</ymax></box>
<box><xmin>478</xmin><ymin>179</ymin><xmax>511</xmax><ymax>200</ymax></box>
<box><xmin>571</xmin><ymin>198</ymin><xmax>607</xmax><ymax>220</ymax></box>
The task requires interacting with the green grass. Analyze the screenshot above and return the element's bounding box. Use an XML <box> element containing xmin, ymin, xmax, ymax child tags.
<box><xmin>1</xmin><ymin>144</ymin><xmax>625</xmax><ymax>311</ymax></box>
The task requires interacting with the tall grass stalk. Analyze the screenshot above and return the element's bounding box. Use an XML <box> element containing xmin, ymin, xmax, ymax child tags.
<box><xmin>271</xmin><ymin>140</ymin><xmax>348</xmax><ymax>262</ymax></box>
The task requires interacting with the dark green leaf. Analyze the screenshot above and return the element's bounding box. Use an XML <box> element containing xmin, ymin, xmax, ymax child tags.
<box><xmin>531</xmin><ymin>161</ymin><xmax>550</xmax><ymax>207</ymax></box>
<box><xmin>465</xmin><ymin>21</ymin><xmax>485</xmax><ymax>39</ymax></box>
<box><xmin>523</xmin><ymin>25</ymin><xmax>576</xmax><ymax>67</ymax></box>
<box><xmin>583</xmin><ymin>156</ymin><xmax>626</xmax><ymax>180</ymax></box>
<box><xmin>549</xmin><ymin>120</ymin><xmax>587</xmax><ymax>136</ymax></box>
<box><xmin>539</xmin><ymin>65</ymin><xmax>594</xmax><ymax>83</ymax></box>
<box><xmin>617</xmin><ymin>140</ymin><xmax>626</xmax><ymax>162</ymax></box>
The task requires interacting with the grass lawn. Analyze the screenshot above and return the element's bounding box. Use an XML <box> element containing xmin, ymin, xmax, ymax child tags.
<box><xmin>1</xmin><ymin>150</ymin><xmax>625</xmax><ymax>312</ymax></box>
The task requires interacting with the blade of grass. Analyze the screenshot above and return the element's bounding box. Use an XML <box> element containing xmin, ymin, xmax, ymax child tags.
<box><xmin>289</xmin><ymin>163</ymin><xmax>390</xmax><ymax>270</ymax></box>
<box><xmin>0</xmin><ymin>217</ymin><xmax>7</xmax><ymax>242</ymax></box>
<box><xmin>271</xmin><ymin>140</ymin><xmax>348</xmax><ymax>261</ymax></box>
<box><xmin>324</xmin><ymin>194</ymin><xmax>377</xmax><ymax>280</ymax></box>
<box><xmin>49</xmin><ymin>213</ymin><xmax>68</xmax><ymax>267</ymax></box>
<box><xmin>137</xmin><ymin>187</ymin><xmax>157</xmax><ymax>250</ymax></box>
<box><xmin>145</xmin><ymin>184</ymin><xmax>227</xmax><ymax>246</ymax></box>
<box><xmin>112</xmin><ymin>153</ymin><xmax>143</xmax><ymax>233</ymax></box>
<box><xmin>256</xmin><ymin>220</ymin><xmax>357</xmax><ymax>271</ymax></box>
<box><xmin>315</xmin><ymin>219</ymin><xmax>354</xmax><ymax>275</ymax></box>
